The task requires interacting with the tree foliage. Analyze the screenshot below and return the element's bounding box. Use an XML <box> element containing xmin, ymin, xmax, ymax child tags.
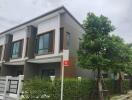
<box><xmin>78</xmin><ymin>12</ymin><xmax>132</xmax><ymax>97</ymax></box>
<box><xmin>78</xmin><ymin>12</ymin><xmax>132</xmax><ymax>74</ymax></box>
<box><xmin>104</xmin><ymin>35</ymin><xmax>132</xmax><ymax>74</ymax></box>
<box><xmin>78</xmin><ymin>13</ymin><xmax>115</xmax><ymax>71</ymax></box>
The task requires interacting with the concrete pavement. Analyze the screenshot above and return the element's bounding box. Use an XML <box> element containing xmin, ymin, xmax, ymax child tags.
<box><xmin>111</xmin><ymin>90</ymin><xmax>132</xmax><ymax>100</ymax></box>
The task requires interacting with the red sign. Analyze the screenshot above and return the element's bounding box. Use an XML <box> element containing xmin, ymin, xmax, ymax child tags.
<box><xmin>64</xmin><ymin>60</ymin><xmax>70</xmax><ymax>66</ymax></box>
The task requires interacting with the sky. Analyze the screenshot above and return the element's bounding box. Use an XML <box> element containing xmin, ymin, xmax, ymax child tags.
<box><xmin>0</xmin><ymin>0</ymin><xmax>131</xmax><ymax>43</ymax></box>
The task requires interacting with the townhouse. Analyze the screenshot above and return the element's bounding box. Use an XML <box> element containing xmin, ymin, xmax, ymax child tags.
<box><xmin>0</xmin><ymin>6</ymin><xmax>94</xmax><ymax>79</ymax></box>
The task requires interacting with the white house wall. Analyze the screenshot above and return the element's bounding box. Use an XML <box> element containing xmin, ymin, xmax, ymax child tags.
<box><xmin>12</xmin><ymin>29</ymin><xmax>27</xmax><ymax>42</ymax></box>
<box><xmin>37</xmin><ymin>16</ymin><xmax>59</xmax><ymax>34</ymax></box>
<box><xmin>0</xmin><ymin>36</ymin><xmax>5</xmax><ymax>61</ymax></box>
<box><xmin>0</xmin><ymin>36</ymin><xmax>5</xmax><ymax>45</ymax></box>
<box><xmin>10</xmin><ymin>29</ymin><xmax>27</xmax><ymax>62</ymax></box>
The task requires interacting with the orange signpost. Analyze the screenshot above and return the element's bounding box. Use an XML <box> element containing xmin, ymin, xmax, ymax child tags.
<box><xmin>61</xmin><ymin>50</ymin><xmax>69</xmax><ymax>100</ymax></box>
<box><xmin>64</xmin><ymin>60</ymin><xmax>70</xmax><ymax>66</ymax></box>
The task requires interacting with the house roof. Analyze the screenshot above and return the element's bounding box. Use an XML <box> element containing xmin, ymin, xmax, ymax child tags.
<box><xmin>0</xmin><ymin>6</ymin><xmax>83</xmax><ymax>35</ymax></box>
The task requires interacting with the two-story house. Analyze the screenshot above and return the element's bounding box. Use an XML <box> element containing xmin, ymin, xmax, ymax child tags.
<box><xmin>0</xmin><ymin>6</ymin><xmax>94</xmax><ymax>79</ymax></box>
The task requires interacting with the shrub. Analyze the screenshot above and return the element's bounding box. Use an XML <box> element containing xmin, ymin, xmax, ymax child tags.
<box><xmin>22</xmin><ymin>78</ymin><xmax>95</xmax><ymax>100</ymax></box>
<box><xmin>123</xmin><ymin>79</ymin><xmax>130</xmax><ymax>93</ymax></box>
<box><xmin>22</xmin><ymin>78</ymin><xmax>130</xmax><ymax>100</ymax></box>
<box><xmin>104</xmin><ymin>79</ymin><xmax>130</xmax><ymax>94</ymax></box>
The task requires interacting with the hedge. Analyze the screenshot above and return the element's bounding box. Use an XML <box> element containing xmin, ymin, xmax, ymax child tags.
<box><xmin>22</xmin><ymin>78</ymin><xmax>130</xmax><ymax>100</ymax></box>
<box><xmin>104</xmin><ymin>79</ymin><xmax>130</xmax><ymax>94</ymax></box>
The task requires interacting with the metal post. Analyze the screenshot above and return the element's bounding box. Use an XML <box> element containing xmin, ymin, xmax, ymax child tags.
<box><xmin>60</xmin><ymin>50</ymin><xmax>69</xmax><ymax>100</ymax></box>
<box><xmin>3</xmin><ymin>76</ymin><xmax>11</xmax><ymax>100</ymax></box>
<box><xmin>61</xmin><ymin>56</ymin><xmax>64</xmax><ymax>100</ymax></box>
<box><xmin>17</xmin><ymin>75</ymin><xmax>24</xmax><ymax>100</ymax></box>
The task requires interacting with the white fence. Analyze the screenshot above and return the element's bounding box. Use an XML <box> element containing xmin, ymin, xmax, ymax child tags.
<box><xmin>0</xmin><ymin>75</ymin><xmax>24</xmax><ymax>100</ymax></box>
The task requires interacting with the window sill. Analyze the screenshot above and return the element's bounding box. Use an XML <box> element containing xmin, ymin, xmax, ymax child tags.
<box><xmin>10</xmin><ymin>57</ymin><xmax>22</xmax><ymax>60</ymax></box>
<box><xmin>35</xmin><ymin>51</ymin><xmax>54</xmax><ymax>56</ymax></box>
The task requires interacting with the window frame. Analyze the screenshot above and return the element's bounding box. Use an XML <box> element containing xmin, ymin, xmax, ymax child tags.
<box><xmin>0</xmin><ymin>45</ymin><xmax>3</xmax><ymax>60</ymax></box>
<box><xmin>59</xmin><ymin>27</ymin><xmax>64</xmax><ymax>52</ymax></box>
<box><xmin>35</xmin><ymin>30</ymin><xmax>55</xmax><ymax>56</ymax></box>
<box><xmin>66</xmin><ymin>32</ymin><xmax>71</xmax><ymax>49</ymax></box>
<box><xmin>25</xmin><ymin>37</ymin><xmax>29</xmax><ymax>57</ymax></box>
<box><xmin>11</xmin><ymin>39</ymin><xmax>23</xmax><ymax>59</ymax></box>
<box><xmin>41</xmin><ymin>69</ymin><xmax>55</xmax><ymax>78</ymax></box>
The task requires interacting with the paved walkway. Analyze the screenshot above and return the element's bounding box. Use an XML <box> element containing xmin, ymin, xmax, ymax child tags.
<box><xmin>111</xmin><ymin>91</ymin><xmax>132</xmax><ymax>100</ymax></box>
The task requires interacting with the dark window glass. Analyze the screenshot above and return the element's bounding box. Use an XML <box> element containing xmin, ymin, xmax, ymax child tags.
<box><xmin>37</xmin><ymin>31</ymin><xmax>54</xmax><ymax>55</ymax></box>
<box><xmin>60</xmin><ymin>28</ymin><xmax>64</xmax><ymax>51</ymax></box>
<box><xmin>25</xmin><ymin>38</ymin><xmax>29</xmax><ymax>57</ymax></box>
<box><xmin>16</xmin><ymin>70</ymin><xmax>23</xmax><ymax>76</ymax></box>
<box><xmin>66</xmin><ymin>32</ymin><xmax>71</xmax><ymax>49</ymax></box>
<box><xmin>11</xmin><ymin>40</ymin><xmax>23</xmax><ymax>58</ymax></box>
<box><xmin>41</xmin><ymin>69</ymin><xmax>55</xmax><ymax>77</ymax></box>
<box><xmin>0</xmin><ymin>46</ymin><xmax>3</xmax><ymax>60</ymax></box>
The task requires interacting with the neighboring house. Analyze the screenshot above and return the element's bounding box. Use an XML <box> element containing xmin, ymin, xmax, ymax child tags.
<box><xmin>0</xmin><ymin>6</ymin><xmax>94</xmax><ymax>79</ymax></box>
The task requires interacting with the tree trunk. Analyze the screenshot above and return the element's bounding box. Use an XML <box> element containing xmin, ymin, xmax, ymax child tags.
<box><xmin>97</xmin><ymin>66</ymin><xmax>104</xmax><ymax>100</ymax></box>
<box><xmin>118</xmin><ymin>72</ymin><xmax>123</xmax><ymax>93</ymax></box>
<box><xmin>129</xmin><ymin>75</ymin><xmax>132</xmax><ymax>89</ymax></box>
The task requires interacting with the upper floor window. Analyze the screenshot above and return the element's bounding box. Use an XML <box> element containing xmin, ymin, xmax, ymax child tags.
<box><xmin>25</xmin><ymin>38</ymin><xmax>29</xmax><ymax>57</ymax></box>
<box><xmin>11</xmin><ymin>40</ymin><xmax>23</xmax><ymax>59</ymax></box>
<box><xmin>36</xmin><ymin>31</ymin><xmax>54</xmax><ymax>55</ymax></box>
<box><xmin>0</xmin><ymin>46</ymin><xmax>3</xmax><ymax>60</ymax></box>
<box><xmin>59</xmin><ymin>28</ymin><xmax>64</xmax><ymax>51</ymax></box>
<box><xmin>66</xmin><ymin>32</ymin><xmax>71</xmax><ymax>49</ymax></box>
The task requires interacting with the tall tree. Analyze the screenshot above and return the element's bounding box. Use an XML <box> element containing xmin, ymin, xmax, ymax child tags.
<box><xmin>104</xmin><ymin>35</ymin><xmax>132</xmax><ymax>93</ymax></box>
<box><xmin>78</xmin><ymin>13</ymin><xmax>115</xmax><ymax>100</ymax></box>
<box><xmin>125</xmin><ymin>43</ymin><xmax>132</xmax><ymax>88</ymax></box>
<box><xmin>125</xmin><ymin>43</ymin><xmax>132</xmax><ymax>75</ymax></box>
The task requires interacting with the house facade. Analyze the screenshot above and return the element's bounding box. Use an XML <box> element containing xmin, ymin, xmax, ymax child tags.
<box><xmin>0</xmin><ymin>6</ymin><xmax>94</xmax><ymax>79</ymax></box>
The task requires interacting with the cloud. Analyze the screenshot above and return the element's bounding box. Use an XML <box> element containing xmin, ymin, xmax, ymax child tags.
<box><xmin>63</xmin><ymin>0</ymin><xmax>132</xmax><ymax>43</ymax></box>
<box><xmin>0</xmin><ymin>0</ymin><xmax>131</xmax><ymax>43</ymax></box>
<box><xmin>0</xmin><ymin>16</ymin><xmax>20</xmax><ymax>24</ymax></box>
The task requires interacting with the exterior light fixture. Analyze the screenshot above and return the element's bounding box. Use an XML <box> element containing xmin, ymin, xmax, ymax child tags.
<box><xmin>50</xmin><ymin>76</ymin><xmax>55</xmax><ymax>82</ymax></box>
<box><xmin>77</xmin><ymin>77</ymin><xmax>82</xmax><ymax>81</ymax></box>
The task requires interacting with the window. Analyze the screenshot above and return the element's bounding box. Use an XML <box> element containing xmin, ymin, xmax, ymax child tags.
<box><xmin>25</xmin><ymin>38</ymin><xmax>29</xmax><ymax>57</ymax></box>
<box><xmin>41</xmin><ymin>69</ymin><xmax>55</xmax><ymax>77</ymax></box>
<box><xmin>11</xmin><ymin>40</ymin><xmax>23</xmax><ymax>59</ymax></box>
<box><xmin>66</xmin><ymin>32</ymin><xmax>71</xmax><ymax>49</ymax></box>
<box><xmin>16</xmin><ymin>70</ymin><xmax>23</xmax><ymax>76</ymax></box>
<box><xmin>37</xmin><ymin>31</ymin><xmax>54</xmax><ymax>55</ymax></box>
<box><xmin>59</xmin><ymin>28</ymin><xmax>64</xmax><ymax>51</ymax></box>
<box><xmin>0</xmin><ymin>46</ymin><xmax>3</xmax><ymax>60</ymax></box>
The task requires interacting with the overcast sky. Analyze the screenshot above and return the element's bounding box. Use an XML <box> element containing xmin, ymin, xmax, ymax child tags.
<box><xmin>0</xmin><ymin>0</ymin><xmax>131</xmax><ymax>43</ymax></box>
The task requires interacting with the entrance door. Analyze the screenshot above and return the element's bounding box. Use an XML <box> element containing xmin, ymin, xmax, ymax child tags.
<box><xmin>16</xmin><ymin>70</ymin><xmax>23</xmax><ymax>76</ymax></box>
<box><xmin>41</xmin><ymin>69</ymin><xmax>55</xmax><ymax>77</ymax></box>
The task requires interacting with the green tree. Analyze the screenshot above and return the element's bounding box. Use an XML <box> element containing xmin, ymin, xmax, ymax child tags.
<box><xmin>104</xmin><ymin>35</ymin><xmax>132</xmax><ymax>93</ymax></box>
<box><xmin>78</xmin><ymin>13</ymin><xmax>115</xmax><ymax>100</ymax></box>
<box><xmin>126</xmin><ymin>43</ymin><xmax>132</xmax><ymax>89</ymax></box>
<box><xmin>125</xmin><ymin>43</ymin><xmax>132</xmax><ymax>75</ymax></box>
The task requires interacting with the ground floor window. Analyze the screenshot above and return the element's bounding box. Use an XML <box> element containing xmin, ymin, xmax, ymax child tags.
<box><xmin>41</xmin><ymin>69</ymin><xmax>55</xmax><ymax>77</ymax></box>
<box><xmin>16</xmin><ymin>70</ymin><xmax>23</xmax><ymax>76</ymax></box>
